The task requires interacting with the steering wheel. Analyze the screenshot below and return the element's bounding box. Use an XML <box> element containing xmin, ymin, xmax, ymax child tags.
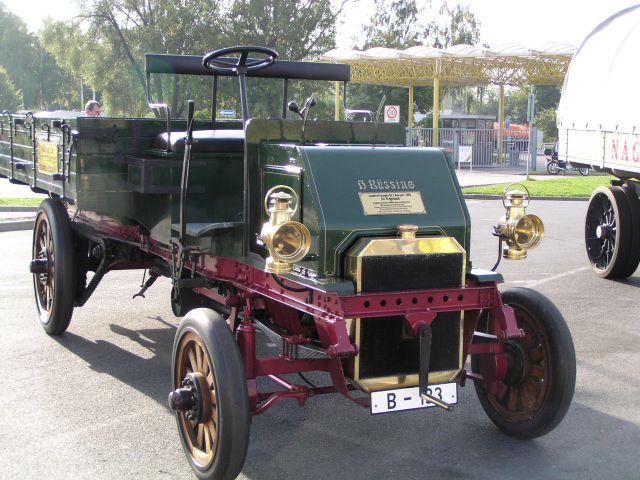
<box><xmin>202</xmin><ymin>46</ymin><xmax>278</xmax><ymax>75</ymax></box>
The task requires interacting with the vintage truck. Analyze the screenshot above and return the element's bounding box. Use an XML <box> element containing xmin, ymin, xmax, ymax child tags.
<box><xmin>557</xmin><ymin>5</ymin><xmax>640</xmax><ymax>279</ymax></box>
<box><xmin>1</xmin><ymin>46</ymin><xmax>575</xmax><ymax>480</ymax></box>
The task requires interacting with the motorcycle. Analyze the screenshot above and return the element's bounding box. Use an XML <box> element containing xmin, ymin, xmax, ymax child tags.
<box><xmin>546</xmin><ymin>150</ymin><xmax>589</xmax><ymax>176</ymax></box>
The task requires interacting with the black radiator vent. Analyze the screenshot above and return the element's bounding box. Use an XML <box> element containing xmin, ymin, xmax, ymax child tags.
<box><xmin>360</xmin><ymin>252</ymin><xmax>463</xmax><ymax>293</ymax></box>
<box><xmin>359</xmin><ymin>312</ymin><xmax>460</xmax><ymax>379</ymax></box>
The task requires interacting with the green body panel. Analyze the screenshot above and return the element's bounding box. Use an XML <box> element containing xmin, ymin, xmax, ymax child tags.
<box><xmin>2</xmin><ymin>112</ymin><xmax>471</xmax><ymax>290</ymax></box>
<box><xmin>258</xmin><ymin>141</ymin><xmax>470</xmax><ymax>279</ymax></box>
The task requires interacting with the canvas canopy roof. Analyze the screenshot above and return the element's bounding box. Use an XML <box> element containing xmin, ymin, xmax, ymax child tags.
<box><xmin>557</xmin><ymin>4</ymin><xmax>640</xmax><ymax>133</ymax></box>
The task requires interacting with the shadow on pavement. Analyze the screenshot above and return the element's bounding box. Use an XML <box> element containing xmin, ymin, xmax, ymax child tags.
<box><xmin>55</xmin><ymin>316</ymin><xmax>176</xmax><ymax>406</ymax></box>
<box><xmin>53</xmin><ymin>315</ymin><xmax>640</xmax><ymax>480</ymax></box>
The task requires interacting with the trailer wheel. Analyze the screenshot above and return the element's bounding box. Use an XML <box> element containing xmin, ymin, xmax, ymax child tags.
<box><xmin>472</xmin><ymin>288</ymin><xmax>576</xmax><ymax>439</ymax></box>
<box><xmin>585</xmin><ymin>186</ymin><xmax>635</xmax><ymax>278</ymax></box>
<box><xmin>31</xmin><ymin>199</ymin><xmax>75</xmax><ymax>335</ymax></box>
<box><xmin>619</xmin><ymin>185</ymin><xmax>640</xmax><ymax>277</ymax></box>
<box><xmin>170</xmin><ymin>309</ymin><xmax>250</xmax><ymax>480</ymax></box>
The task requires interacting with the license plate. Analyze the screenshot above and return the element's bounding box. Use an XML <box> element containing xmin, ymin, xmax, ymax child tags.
<box><xmin>370</xmin><ymin>383</ymin><xmax>458</xmax><ymax>415</ymax></box>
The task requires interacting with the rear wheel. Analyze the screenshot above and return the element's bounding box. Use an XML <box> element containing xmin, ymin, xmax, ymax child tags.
<box><xmin>546</xmin><ymin>161</ymin><xmax>560</xmax><ymax>174</ymax></box>
<box><xmin>585</xmin><ymin>186</ymin><xmax>635</xmax><ymax>278</ymax></box>
<box><xmin>170</xmin><ymin>309</ymin><xmax>250</xmax><ymax>480</ymax></box>
<box><xmin>472</xmin><ymin>288</ymin><xmax>576</xmax><ymax>439</ymax></box>
<box><xmin>31</xmin><ymin>199</ymin><xmax>75</xmax><ymax>335</ymax></box>
<box><xmin>578</xmin><ymin>167</ymin><xmax>590</xmax><ymax>176</ymax></box>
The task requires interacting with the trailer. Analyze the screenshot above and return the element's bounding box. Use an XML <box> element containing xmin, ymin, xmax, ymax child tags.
<box><xmin>1</xmin><ymin>46</ymin><xmax>575</xmax><ymax>480</ymax></box>
<box><xmin>557</xmin><ymin>5</ymin><xmax>640</xmax><ymax>278</ymax></box>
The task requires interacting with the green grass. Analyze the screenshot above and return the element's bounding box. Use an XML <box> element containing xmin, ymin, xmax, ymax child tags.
<box><xmin>0</xmin><ymin>198</ymin><xmax>43</xmax><ymax>206</ymax></box>
<box><xmin>463</xmin><ymin>175</ymin><xmax>616</xmax><ymax>197</ymax></box>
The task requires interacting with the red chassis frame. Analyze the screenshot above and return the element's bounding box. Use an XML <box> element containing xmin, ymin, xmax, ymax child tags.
<box><xmin>72</xmin><ymin>209</ymin><xmax>523</xmax><ymax>415</ymax></box>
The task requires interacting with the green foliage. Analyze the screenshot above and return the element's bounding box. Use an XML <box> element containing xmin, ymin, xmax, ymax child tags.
<box><xmin>535</xmin><ymin>85</ymin><xmax>561</xmax><ymax>111</ymax></box>
<box><xmin>0</xmin><ymin>66</ymin><xmax>22</xmax><ymax>110</ymax></box>
<box><xmin>0</xmin><ymin>197</ymin><xmax>43</xmax><ymax>207</ymax></box>
<box><xmin>0</xmin><ymin>3</ymin><xmax>37</xmax><ymax>107</ymax></box>
<box><xmin>363</xmin><ymin>0</ymin><xmax>480</xmax><ymax>50</ymax></box>
<box><xmin>432</xmin><ymin>2</ymin><xmax>481</xmax><ymax>47</ymax></box>
<box><xmin>534</xmin><ymin>108</ymin><xmax>558</xmax><ymax>142</ymax></box>
<box><xmin>506</xmin><ymin>88</ymin><xmax>529</xmax><ymax>124</ymax></box>
<box><xmin>463</xmin><ymin>175</ymin><xmax>615</xmax><ymax>198</ymax></box>
<box><xmin>0</xmin><ymin>2</ymin><xmax>74</xmax><ymax>110</ymax></box>
<box><xmin>363</xmin><ymin>0</ymin><xmax>421</xmax><ymax>49</ymax></box>
<box><xmin>39</xmin><ymin>0</ymin><xmax>345</xmax><ymax>118</ymax></box>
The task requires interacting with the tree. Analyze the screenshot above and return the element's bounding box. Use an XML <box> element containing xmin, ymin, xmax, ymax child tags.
<box><xmin>40</xmin><ymin>0</ymin><xmax>347</xmax><ymax>118</ymax></box>
<box><xmin>534</xmin><ymin>108</ymin><xmax>558</xmax><ymax>142</ymax></box>
<box><xmin>430</xmin><ymin>2</ymin><xmax>480</xmax><ymax>48</ymax></box>
<box><xmin>0</xmin><ymin>66</ymin><xmax>22</xmax><ymax>110</ymax></box>
<box><xmin>363</xmin><ymin>0</ymin><xmax>421</xmax><ymax>49</ymax></box>
<box><xmin>224</xmin><ymin>0</ymin><xmax>348</xmax><ymax>118</ymax></box>
<box><xmin>0</xmin><ymin>3</ymin><xmax>41</xmax><ymax>108</ymax></box>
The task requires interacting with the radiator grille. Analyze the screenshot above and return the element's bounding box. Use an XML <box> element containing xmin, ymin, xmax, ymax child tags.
<box><xmin>359</xmin><ymin>312</ymin><xmax>461</xmax><ymax>380</ymax></box>
<box><xmin>360</xmin><ymin>252</ymin><xmax>463</xmax><ymax>292</ymax></box>
<box><xmin>345</xmin><ymin>235</ymin><xmax>465</xmax><ymax>392</ymax></box>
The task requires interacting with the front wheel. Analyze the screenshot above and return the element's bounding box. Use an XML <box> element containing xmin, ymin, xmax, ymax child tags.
<box><xmin>546</xmin><ymin>161</ymin><xmax>560</xmax><ymax>175</ymax></box>
<box><xmin>578</xmin><ymin>168</ymin><xmax>590</xmax><ymax>176</ymax></box>
<box><xmin>472</xmin><ymin>288</ymin><xmax>576</xmax><ymax>439</ymax></box>
<box><xmin>170</xmin><ymin>309</ymin><xmax>250</xmax><ymax>480</ymax></box>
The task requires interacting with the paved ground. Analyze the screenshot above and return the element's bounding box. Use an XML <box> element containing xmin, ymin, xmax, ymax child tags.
<box><xmin>1</xmin><ymin>200</ymin><xmax>639</xmax><ymax>479</ymax></box>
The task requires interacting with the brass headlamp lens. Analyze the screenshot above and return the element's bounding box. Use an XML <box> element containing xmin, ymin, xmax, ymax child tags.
<box><xmin>511</xmin><ymin>214</ymin><xmax>544</xmax><ymax>249</ymax></box>
<box><xmin>271</xmin><ymin>221</ymin><xmax>311</xmax><ymax>263</ymax></box>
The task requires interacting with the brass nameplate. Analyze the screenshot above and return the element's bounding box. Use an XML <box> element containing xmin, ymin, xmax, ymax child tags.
<box><xmin>359</xmin><ymin>191</ymin><xmax>427</xmax><ymax>215</ymax></box>
<box><xmin>37</xmin><ymin>141</ymin><xmax>59</xmax><ymax>175</ymax></box>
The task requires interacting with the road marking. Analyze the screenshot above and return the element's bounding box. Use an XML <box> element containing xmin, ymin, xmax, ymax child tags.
<box><xmin>529</xmin><ymin>266</ymin><xmax>590</xmax><ymax>287</ymax></box>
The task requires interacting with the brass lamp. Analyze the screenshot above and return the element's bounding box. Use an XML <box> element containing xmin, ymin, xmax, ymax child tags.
<box><xmin>260</xmin><ymin>189</ymin><xmax>311</xmax><ymax>273</ymax></box>
<box><xmin>494</xmin><ymin>184</ymin><xmax>544</xmax><ymax>260</ymax></box>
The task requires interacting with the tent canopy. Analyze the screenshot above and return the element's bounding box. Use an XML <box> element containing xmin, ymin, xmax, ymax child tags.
<box><xmin>321</xmin><ymin>43</ymin><xmax>575</xmax><ymax>87</ymax></box>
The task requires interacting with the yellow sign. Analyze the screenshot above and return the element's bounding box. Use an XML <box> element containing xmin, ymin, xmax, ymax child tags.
<box><xmin>359</xmin><ymin>191</ymin><xmax>427</xmax><ymax>215</ymax></box>
<box><xmin>36</xmin><ymin>141</ymin><xmax>59</xmax><ymax>175</ymax></box>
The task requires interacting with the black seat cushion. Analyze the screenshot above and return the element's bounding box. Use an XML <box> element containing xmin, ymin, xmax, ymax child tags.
<box><xmin>155</xmin><ymin>129</ymin><xmax>244</xmax><ymax>153</ymax></box>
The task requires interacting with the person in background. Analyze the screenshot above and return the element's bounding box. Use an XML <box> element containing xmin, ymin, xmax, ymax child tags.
<box><xmin>84</xmin><ymin>100</ymin><xmax>102</xmax><ymax>117</ymax></box>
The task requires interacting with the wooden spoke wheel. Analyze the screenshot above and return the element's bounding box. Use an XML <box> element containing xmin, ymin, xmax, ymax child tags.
<box><xmin>472</xmin><ymin>288</ymin><xmax>576</xmax><ymax>439</ymax></box>
<box><xmin>170</xmin><ymin>309</ymin><xmax>250</xmax><ymax>480</ymax></box>
<box><xmin>585</xmin><ymin>186</ymin><xmax>640</xmax><ymax>278</ymax></box>
<box><xmin>31</xmin><ymin>199</ymin><xmax>75</xmax><ymax>335</ymax></box>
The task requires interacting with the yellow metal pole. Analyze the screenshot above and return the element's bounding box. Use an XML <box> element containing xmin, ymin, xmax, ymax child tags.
<box><xmin>498</xmin><ymin>84</ymin><xmax>505</xmax><ymax>164</ymax></box>
<box><xmin>334</xmin><ymin>82</ymin><xmax>341</xmax><ymax>121</ymax></box>
<box><xmin>432</xmin><ymin>77</ymin><xmax>440</xmax><ymax>146</ymax></box>
<box><xmin>408</xmin><ymin>86</ymin><xmax>414</xmax><ymax>128</ymax></box>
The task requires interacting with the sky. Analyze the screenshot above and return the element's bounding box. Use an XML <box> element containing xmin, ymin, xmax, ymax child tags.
<box><xmin>4</xmin><ymin>0</ymin><xmax>640</xmax><ymax>50</ymax></box>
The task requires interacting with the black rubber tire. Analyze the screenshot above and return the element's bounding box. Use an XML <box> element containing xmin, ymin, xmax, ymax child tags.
<box><xmin>585</xmin><ymin>186</ymin><xmax>634</xmax><ymax>278</ymax></box>
<box><xmin>546</xmin><ymin>161</ymin><xmax>560</xmax><ymax>175</ymax></box>
<box><xmin>171</xmin><ymin>309</ymin><xmax>250</xmax><ymax>480</ymax></box>
<box><xmin>578</xmin><ymin>168</ymin><xmax>590</xmax><ymax>176</ymax></box>
<box><xmin>472</xmin><ymin>288</ymin><xmax>576</xmax><ymax>439</ymax></box>
<box><xmin>619</xmin><ymin>185</ymin><xmax>640</xmax><ymax>278</ymax></box>
<box><xmin>32</xmin><ymin>199</ymin><xmax>75</xmax><ymax>335</ymax></box>
<box><xmin>171</xmin><ymin>286</ymin><xmax>210</xmax><ymax>317</ymax></box>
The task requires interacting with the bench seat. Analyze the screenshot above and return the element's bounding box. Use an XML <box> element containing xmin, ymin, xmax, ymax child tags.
<box><xmin>155</xmin><ymin>129</ymin><xmax>244</xmax><ymax>153</ymax></box>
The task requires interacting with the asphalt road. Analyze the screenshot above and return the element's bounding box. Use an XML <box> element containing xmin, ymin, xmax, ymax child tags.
<box><xmin>1</xmin><ymin>200</ymin><xmax>639</xmax><ymax>480</ymax></box>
